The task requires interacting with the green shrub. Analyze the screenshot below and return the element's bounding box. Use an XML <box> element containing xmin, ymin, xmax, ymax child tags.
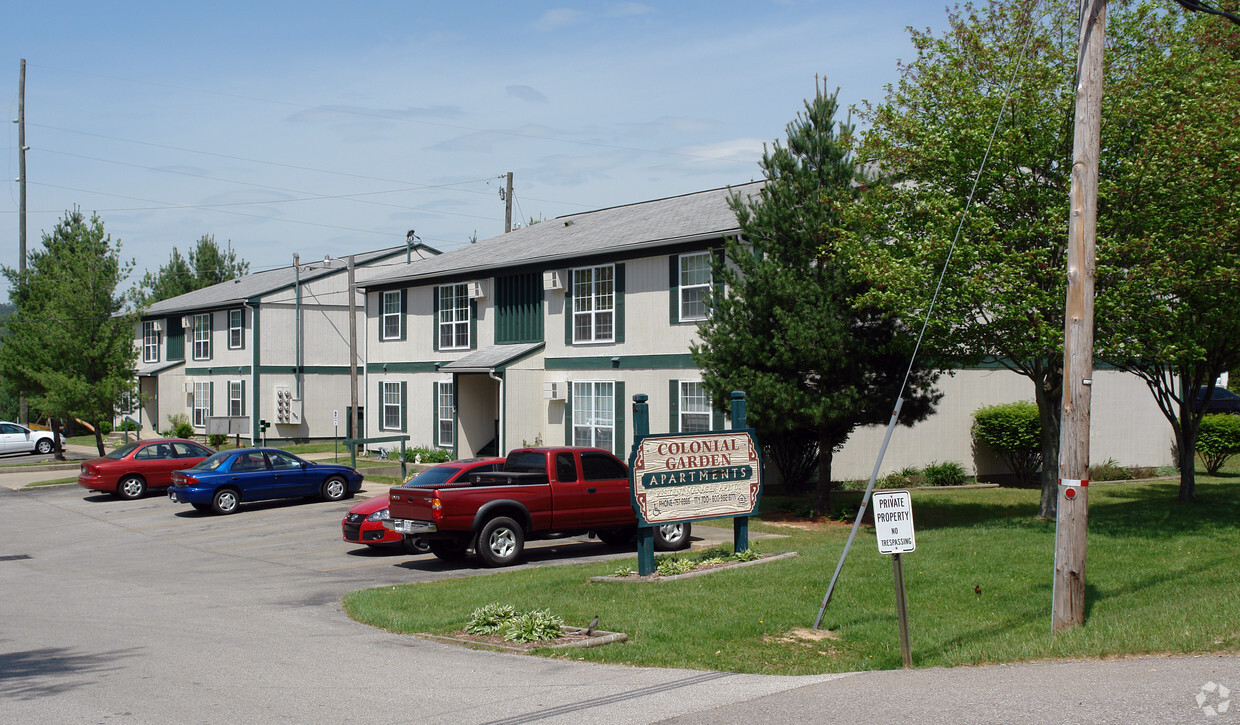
<box><xmin>923</xmin><ymin>460</ymin><xmax>967</xmax><ymax>486</ymax></box>
<box><xmin>504</xmin><ymin>609</ymin><xmax>563</xmax><ymax>643</ymax></box>
<box><xmin>465</xmin><ymin>603</ymin><xmax>518</xmax><ymax>635</ymax></box>
<box><xmin>167</xmin><ymin>413</ymin><xmax>194</xmax><ymax>440</ymax></box>
<box><xmin>403</xmin><ymin>446</ymin><xmax>452</xmax><ymax>464</ymax></box>
<box><xmin>119</xmin><ymin>419</ymin><xmax>139</xmax><ymax>432</ymax></box>
<box><xmin>207</xmin><ymin>433</ymin><xmax>228</xmax><ymax>449</ymax></box>
<box><xmin>973</xmin><ymin>401</ymin><xmax>1042</xmax><ymax>484</ymax></box>
<box><xmin>99</xmin><ymin>421</ymin><xmax>113</xmax><ymax>436</ymax></box>
<box><xmin>1196</xmin><ymin>414</ymin><xmax>1240</xmax><ymax>474</ymax></box>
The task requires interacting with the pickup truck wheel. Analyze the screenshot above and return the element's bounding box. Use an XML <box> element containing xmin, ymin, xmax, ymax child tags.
<box><xmin>653</xmin><ymin>522</ymin><xmax>692</xmax><ymax>551</ymax></box>
<box><xmin>401</xmin><ymin>536</ymin><xmax>431</xmax><ymax>555</ymax></box>
<box><xmin>429</xmin><ymin>540</ymin><xmax>469</xmax><ymax>561</ymax></box>
<box><xmin>476</xmin><ymin>516</ymin><xmax>524</xmax><ymax>567</ymax></box>
<box><xmin>598</xmin><ymin>528</ymin><xmax>636</xmax><ymax>546</ymax></box>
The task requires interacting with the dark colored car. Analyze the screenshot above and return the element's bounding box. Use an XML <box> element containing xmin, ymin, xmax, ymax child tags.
<box><xmin>168</xmin><ymin>448</ymin><xmax>363</xmax><ymax>514</ymax></box>
<box><xmin>341</xmin><ymin>457</ymin><xmax>504</xmax><ymax>553</ymax></box>
<box><xmin>1193</xmin><ymin>386</ymin><xmax>1240</xmax><ymax>414</ymax></box>
<box><xmin>78</xmin><ymin>438</ymin><xmax>215</xmax><ymax>499</ymax></box>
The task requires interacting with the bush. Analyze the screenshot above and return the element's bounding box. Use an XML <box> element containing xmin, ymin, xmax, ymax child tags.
<box><xmin>973</xmin><ymin>401</ymin><xmax>1042</xmax><ymax>485</ymax></box>
<box><xmin>761</xmin><ymin>428</ymin><xmax>820</xmax><ymax>494</ymax></box>
<box><xmin>99</xmin><ymin>421</ymin><xmax>113</xmax><ymax>436</ymax></box>
<box><xmin>1196</xmin><ymin>414</ymin><xmax>1240</xmax><ymax>474</ymax></box>
<box><xmin>166</xmin><ymin>413</ymin><xmax>194</xmax><ymax>440</ymax></box>
<box><xmin>404</xmin><ymin>446</ymin><xmax>452</xmax><ymax>464</ymax></box>
<box><xmin>923</xmin><ymin>460</ymin><xmax>967</xmax><ymax>486</ymax></box>
<box><xmin>119</xmin><ymin>419</ymin><xmax>139</xmax><ymax>432</ymax></box>
<box><xmin>207</xmin><ymin>433</ymin><xmax>228</xmax><ymax>449</ymax></box>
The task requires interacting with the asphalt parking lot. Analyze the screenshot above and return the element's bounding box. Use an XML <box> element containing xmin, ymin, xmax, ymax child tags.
<box><xmin>4</xmin><ymin>479</ymin><xmax>1238</xmax><ymax>724</ymax></box>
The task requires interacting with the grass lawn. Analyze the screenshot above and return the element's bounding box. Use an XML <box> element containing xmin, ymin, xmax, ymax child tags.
<box><xmin>343</xmin><ymin>475</ymin><xmax>1240</xmax><ymax>674</ymax></box>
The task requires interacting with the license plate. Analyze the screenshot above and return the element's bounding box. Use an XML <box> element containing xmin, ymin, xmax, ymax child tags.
<box><xmin>393</xmin><ymin>520</ymin><xmax>413</xmax><ymax>534</ymax></box>
<box><xmin>169</xmin><ymin>491</ymin><xmax>179</xmax><ymax>503</ymax></box>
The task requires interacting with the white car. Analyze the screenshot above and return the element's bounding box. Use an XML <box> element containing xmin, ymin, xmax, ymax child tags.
<box><xmin>0</xmin><ymin>422</ymin><xmax>63</xmax><ymax>455</ymax></box>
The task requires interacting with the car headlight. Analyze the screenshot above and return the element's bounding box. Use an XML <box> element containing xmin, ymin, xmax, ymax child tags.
<box><xmin>365</xmin><ymin>508</ymin><xmax>390</xmax><ymax>522</ymax></box>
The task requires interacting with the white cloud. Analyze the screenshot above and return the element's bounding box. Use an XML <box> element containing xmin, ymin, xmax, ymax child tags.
<box><xmin>531</xmin><ymin>8</ymin><xmax>585</xmax><ymax>32</ymax></box>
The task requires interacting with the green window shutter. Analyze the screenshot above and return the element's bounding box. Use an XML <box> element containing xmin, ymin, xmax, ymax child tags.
<box><xmin>564</xmin><ymin>387</ymin><xmax>573</xmax><ymax>445</ymax></box>
<box><xmin>241</xmin><ymin>380</ymin><xmax>246</xmax><ymax>416</ymax></box>
<box><xmin>400</xmin><ymin>290</ymin><xmax>408</xmax><ymax>341</ymax></box>
<box><xmin>469</xmin><ymin>300</ymin><xmax>478</xmax><ymax>351</ymax></box>
<box><xmin>377</xmin><ymin>381</ymin><xmax>385</xmax><ymax>431</ymax></box>
<box><xmin>615</xmin><ymin>263</ymin><xmax>625</xmax><ymax>343</ymax></box>
<box><xmin>668</xmin><ymin>255</ymin><xmax>680</xmax><ymax>324</ymax></box>
<box><xmin>430</xmin><ymin>381</ymin><xmax>439</xmax><ymax>446</ymax></box>
<box><xmin>712</xmin><ymin>405</ymin><xmax>725</xmax><ymax>431</ymax></box>
<box><xmin>400</xmin><ymin>381</ymin><xmax>408</xmax><ymax>432</ymax></box>
<box><xmin>669</xmin><ymin>379</ymin><xmax>680</xmax><ymax>433</ymax></box>
<box><xmin>208</xmin><ymin>382</ymin><xmax>214</xmax><ymax>417</ymax></box>
<box><xmin>432</xmin><ymin>288</ymin><xmax>440</xmax><ymax>351</ymax></box>
<box><xmin>564</xmin><ymin>277</ymin><xmax>574</xmax><ymax>346</ymax></box>
<box><xmin>614</xmin><ymin>381</ymin><xmax>626</xmax><ymax>457</ymax></box>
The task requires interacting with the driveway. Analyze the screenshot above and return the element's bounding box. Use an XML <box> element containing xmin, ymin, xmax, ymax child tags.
<box><xmin>1</xmin><ymin>483</ymin><xmax>1235</xmax><ymax>724</ymax></box>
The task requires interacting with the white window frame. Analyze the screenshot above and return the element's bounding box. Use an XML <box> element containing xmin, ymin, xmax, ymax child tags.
<box><xmin>438</xmin><ymin>284</ymin><xmax>470</xmax><ymax>350</ymax></box>
<box><xmin>228</xmin><ymin>380</ymin><xmax>244</xmax><ymax>417</ymax></box>
<box><xmin>436</xmin><ymin>381</ymin><xmax>454</xmax><ymax>448</ymax></box>
<box><xmin>381</xmin><ymin>381</ymin><xmax>402</xmax><ymax>431</ymax></box>
<box><xmin>192</xmin><ymin>381</ymin><xmax>211</xmax><ymax>427</ymax></box>
<box><xmin>142</xmin><ymin>321</ymin><xmax>160</xmax><ymax>363</ymax></box>
<box><xmin>381</xmin><ymin>291</ymin><xmax>402</xmax><ymax>341</ymax></box>
<box><xmin>572</xmin><ymin>265</ymin><xmax>615</xmax><ymax>343</ymax></box>
<box><xmin>572</xmin><ymin>380</ymin><xmax>614</xmax><ymax>450</ymax></box>
<box><xmin>679</xmin><ymin>381</ymin><xmax>712</xmax><ymax>433</ymax></box>
<box><xmin>228</xmin><ymin>309</ymin><xmax>244</xmax><ymax>349</ymax></box>
<box><xmin>119</xmin><ymin>390</ymin><xmax>136</xmax><ymax>415</ymax></box>
<box><xmin>192</xmin><ymin>313</ymin><xmax>211</xmax><ymax>361</ymax></box>
<box><xmin>679</xmin><ymin>252</ymin><xmax>712</xmax><ymax>321</ymax></box>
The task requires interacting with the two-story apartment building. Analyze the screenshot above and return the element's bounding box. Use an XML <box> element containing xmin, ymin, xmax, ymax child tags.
<box><xmin>135</xmin><ymin>244</ymin><xmax>436</xmax><ymax>443</ymax></box>
<box><xmin>360</xmin><ymin>183</ymin><xmax>1175</xmax><ymax>478</ymax></box>
<box><xmin>359</xmin><ymin>185</ymin><xmax>755</xmax><ymax>460</ymax></box>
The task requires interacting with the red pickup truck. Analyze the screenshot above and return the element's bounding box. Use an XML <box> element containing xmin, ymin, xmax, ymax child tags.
<box><xmin>383</xmin><ymin>447</ymin><xmax>691</xmax><ymax>566</ymax></box>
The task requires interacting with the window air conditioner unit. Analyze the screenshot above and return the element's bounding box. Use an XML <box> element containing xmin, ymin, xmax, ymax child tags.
<box><xmin>183</xmin><ymin>382</ymin><xmax>193</xmax><ymax>393</ymax></box>
<box><xmin>151</xmin><ymin>320</ymin><xmax>162</xmax><ymax>332</ymax></box>
<box><xmin>467</xmin><ymin>280</ymin><xmax>487</xmax><ymax>299</ymax></box>
<box><xmin>181</xmin><ymin>316</ymin><xmax>193</xmax><ymax>329</ymax></box>
<box><xmin>542</xmin><ymin>270</ymin><xmax>564</xmax><ymax>291</ymax></box>
<box><xmin>543</xmin><ymin>381</ymin><xmax>566</xmax><ymax>401</ymax></box>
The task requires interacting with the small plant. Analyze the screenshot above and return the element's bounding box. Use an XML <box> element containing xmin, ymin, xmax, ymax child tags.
<box><xmin>734</xmin><ymin>548</ymin><xmax>761</xmax><ymax>562</ymax></box>
<box><xmin>504</xmin><ymin>609</ymin><xmax>563</xmax><ymax>643</ymax></box>
<box><xmin>207</xmin><ymin>433</ymin><xmax>228</xmax><ymax>449</ymax></box>
<box><xmin>521</xmin><ymin>433</ymin><xmax>544</xmax><ymax>447</ymax></box>
<box><xmin>655</xmin><ymin>555</ymin><xmax>694</xmax><ymax>576</ymax></box>
<box><xmin>167</xmin><ymin>413</ymin><xmax>194</xmax><ymax>440</ymax></box>
<box><xmin>404</xmin><ymin>446</ymin><xmax>451</xmax><ymax>464</ymax></box>
<box><xmin>612</xmin><ymin>565</ymin><xmax>634</xmax><ymax>577</ymax></box>
<box><xmin>1089</xmin><ymin>458</ymin><xmax>1133</xmax><ymax>482</ymax></box>
<box><xmin>923</xmin><ymin>460</ymin><xmax>966</xmax><ymax>487</ymax></box>
<box><xmin>119</xmin><ymin>419</ymin><xmax>139</xmax><ymax>432</ymax></box>
<box><xmin>465</xmin><ymin>603</ymin><xmax>518</xmax><ymax>635</ymax></box>
<box><xmin>99</xmin><ymin>421</ymin><xmax>113</xmax><ymax>436</ymax></box>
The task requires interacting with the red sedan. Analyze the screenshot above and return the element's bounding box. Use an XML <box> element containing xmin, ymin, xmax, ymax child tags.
<box><xmin>78</xmin><ymin>438</ymin><xmax>216</xmax><ymax>500</ymax></box>
<box><xmin>342</xmin><ymin>458</ymin><xmax>503</xmax><ymax>553</ymax></box>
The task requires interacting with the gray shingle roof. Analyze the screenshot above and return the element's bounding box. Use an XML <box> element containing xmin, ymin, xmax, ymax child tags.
<box><xmin>439</xmin><ymin>342</ymin><xmax>546</xmax><ymax>373</ymax></box>
<box><xmin>362</xmin><ymin>182</ymin><xmax>762</xmax><ymax>288</ymax></box>
<box><xmin>141</xmin><ymin>245</ymin><xmax>430</xmax><ymax>317</ymax></box>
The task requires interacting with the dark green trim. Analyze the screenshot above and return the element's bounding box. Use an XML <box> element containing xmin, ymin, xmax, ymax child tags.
<box><xmin>251</xmin><ymin>304</ymin><xmax>261</xmax><ymax>440</ymax></box>
<box><xmin>469</xmin><ymin>299</ymin><xmax>478</xmax><ymax>351</ymax></box>
<box><xmin>256</xmin><ymin>365</ymin><xmax>366</xmax><ymax>375</ymax></box>
<box><xmin>400</xmin><ymin>380</ymin><xmax>408</xmax><ymax>432</ymax></box>
<box><xmin>563</xmin><ymin>275</ymin><xmax>574</xmax><ymax>346</ymax></box>
<box><xmin>545</xmin><ymin>354</ymin><xmax>697</xmax><ymax>370</ymax></box>
<box><xmin>400</xmin><ymin>289</ymin><xmax>408</xmax><ymax>341</ymax></box>
<box><xmin>431</xmin><ymin>381</ymin><xmax>440</xmax><ymax>447</ymax></box>
<box><xmin>564</xmin><ymin>388</ymin><xmax>572</xmax><ymax>446</ymax></box>
<box><xmin>372</xmin><ymin>361</ymin><xmax>444</xmax><ymax>373</ymax></box>
<box><xmin>669</xmin><ymin>378</ymin><xmax>680</xmax><ymax>433</ymax></box>
<box><xmin>432</xmin><ymin>287</ymin><xmax>440</xmax><ymax>352</ymax></box>
<box><xmin>185</xmin><ymin>366</ymin><xmax>252</xmax><ymax>376</ymax></box>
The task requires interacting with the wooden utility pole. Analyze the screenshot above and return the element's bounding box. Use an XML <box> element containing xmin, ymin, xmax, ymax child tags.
<box><xmin>504</xmin><ymin>171</ymin><xmax>513</xmax><ymax>233</ymax></box>
<box><xmin>347</xmin><ymin>255</ymin><xmax>359</xmax><ymax>450</ymax></box>
<box><xmin>17</xmin><ymin>58</ymin><xmax>28</xmax><ymax>425</ymax></box>
<box><xmin>1053</xmin><ymin>0</ymin><xmax>1106</xmax><ymax>633</ymax></box>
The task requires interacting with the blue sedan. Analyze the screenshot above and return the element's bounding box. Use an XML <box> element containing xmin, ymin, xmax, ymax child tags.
<box><xmin>168</xmin><ymin>448</ymin><xmax>364</xmax><ymax>514</ymax></box>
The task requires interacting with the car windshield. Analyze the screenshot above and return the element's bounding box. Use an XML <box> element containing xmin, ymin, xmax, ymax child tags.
<box><xmin>105</xmin><ymin>442</ymin><xmax>142</xmax><ymax>459</ymax></box>
<box><xmin>192</xmin><ymin>451</ymin><xmax>233</xmax><ymax>471</ymax></box>
<box><xmin>405</xmin><ymin>466</ymin><xmax>464</xmax><ymax>487</ymax></box>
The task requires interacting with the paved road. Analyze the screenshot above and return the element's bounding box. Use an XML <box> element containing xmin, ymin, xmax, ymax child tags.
<box><xmin>2</xmin><ymin>481</ymin><xmax>1236</xmax><ymax>724</ymax></box>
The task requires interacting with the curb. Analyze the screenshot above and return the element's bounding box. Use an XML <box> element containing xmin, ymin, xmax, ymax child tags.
<box><xmin>415</xmin><ymin>626</ymin><xmax>628</xmax><ymax>652</ymax></box>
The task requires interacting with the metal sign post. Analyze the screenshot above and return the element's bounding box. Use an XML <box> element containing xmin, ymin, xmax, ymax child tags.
<box><xmin>333</xmin><ymin>410</ymin><xmax>339</xmax><ymax>461</ymax></box>
<box><xmin>873</xmin><ymin>489</ymin><xmax>916</xmax><ymax>668</ymax></box>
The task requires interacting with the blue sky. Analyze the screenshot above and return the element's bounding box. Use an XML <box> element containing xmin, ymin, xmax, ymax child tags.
<box><xmin>1</xmin><ymin>1</ymin><xmax>953</xmax><ymax>295</ymax></box>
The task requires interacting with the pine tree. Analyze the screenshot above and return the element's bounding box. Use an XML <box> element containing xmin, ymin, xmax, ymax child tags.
<box><xmin>692</xmin><ymin>80</ymin><xmax>942</xmax><ymax>514</ymax></box>
<box><xmin>0</xmin><ymin>209</ymin><xmax>139</xmax><ymax>457</ymax></box>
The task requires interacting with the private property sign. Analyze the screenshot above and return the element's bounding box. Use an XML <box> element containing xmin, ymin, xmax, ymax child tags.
<box><xmin>630</xmin><ymin>430</ymin><xmax>761</xmax><ymax>524</ymax></box>
<box><xmin>873</xmin><ymin>489</ymin><xmax>916</xmax><ymax>554</ymax></box>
